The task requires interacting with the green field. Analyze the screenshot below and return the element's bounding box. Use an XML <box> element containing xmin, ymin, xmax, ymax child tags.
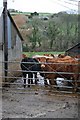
<box><xmin>23</xmin><ymin>51</ymin><xmax>65</xmax><ymax>57</ymax></box>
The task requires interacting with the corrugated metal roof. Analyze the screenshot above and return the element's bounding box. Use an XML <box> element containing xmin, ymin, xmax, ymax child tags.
<box><xmin>0</xmin><ymin>8</ymin><xmax>24</xmax><ymax>42</ymax></box>
<box><xmin>65</xmin><ymin>42</ymin><xmax>80</xmax><ymax>52</ymax></box>
<box><xmin>0</xmin><ymin>7</ymin><xmax>3</xmax><ymax>16</ymax></box>
<box><xmin>7</xmin><ymin>10</ymin><xmax>24</xmax><ymax>41</ymax></box>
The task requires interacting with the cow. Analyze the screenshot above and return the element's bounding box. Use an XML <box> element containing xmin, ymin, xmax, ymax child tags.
<box><xmin>41</xmin><ymin>57</ymin><xmax>80</xmax><ymax>92</ymax></box>
<box><xmin>32</xmin><ymin>55</ymin><xmax>55</xmax><ymax>85</ymax></box>
<box><xmin>22</xmin><ymin>54</ymin><xmax>27</xmax><ymax>58</ymax></box>
<box><xmin>75</xmin><ymin>55</ymin><xmax>80</xmax><ymax>60</ymax></box>
<box><xmin>58</xmin><ymin>54</ymin><xmax>72</xmax><ymax>59</ymax></box>
<box><xmin>58</xmin><ymin>54</ymin><xmax>66</xmax><ymax>58</ymax></box>
<box><xmin>20</xmin><ymin>57</ymin><xmax>44</xmax><ymax>88</ymax></box>
<box><xmin>43</xmin><ymin>54</ymin><xmax>55</xmax><ymax>58</ymax></box>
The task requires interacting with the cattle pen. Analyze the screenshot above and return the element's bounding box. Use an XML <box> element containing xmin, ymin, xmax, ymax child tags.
<box><xmin>1</xmin><ymin>58</ymin><xmax>80</xmax><ymax>94</ymax></box>
<box><xmin>1</xmin><ymin>58</ymin><xmax>80</xmax><ymax>119</ymax></box>
<box><xmin>1</xmin><ymin>1</ymin><xmax>80</xmax><ymax>119</ymax></box>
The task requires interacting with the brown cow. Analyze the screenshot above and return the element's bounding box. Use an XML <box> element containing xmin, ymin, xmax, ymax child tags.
<box><xmin>58</xmin><ymin>54</ymin><xmax>72</xmax><ymax>59</ymax></box>
<box><xmin>44</xmin><ymin>54</ymin><xmax>55</xmax><ymax>58</ymax></box>
<box><xmin>75</xmin><ymin>55</ymin><xmax>80</xmax><ymax>59</ymax></box>
<box><xmin>58</xmin><ymin>54</ymin><xmax>66</xmax><ymax>58</ymax></box>
<box><xmin>32</xmin><ymin>55</ymin><xmax>54</xmax><ymax>63</ymax></box>
<box><xmin>41</xmin><ymin>57</ymin><xmax>80</xmax><ymax>92</ymax></box>
<box><xmin>22</xmin><ymin>54</ymin><xmax>27</xmax><ymax>58</ymax></box>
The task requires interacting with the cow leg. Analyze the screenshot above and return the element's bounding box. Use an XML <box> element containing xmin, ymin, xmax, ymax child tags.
<box><xmin>28</xmin><ymin>73</ymin><xmax>33</xmax><ymax>87</ymax></box>
<box><xmin>35</xmin><ymin>73</ymin><xmax>38</xmax><ymax>84</ymax></box>
<box><xmin>28</xmin><ymin>73</ymin><xmax>30</xmax><ymax>87</ymax></box>
<box><xmin>31</xmin><ymin>73</ymin><xmax>33</xmax><ymax>84</ymax></box>
<box><xmin>73</xmin><ymin>82</ymin><xmax>77</xmax><ymax>92</ymax></box>
<box><xmin>49</xmin><ymin>79</ymin><xmax>56</xmax><ymax>85</ymax></box>
<box><xmin>74</xmin><ymin>79</ymin><xmax>78</xmax><ymax>92</ymax></box>
<box><xmin>73</xmin><ymin>75</ymin><xmax>78</xmax><ymax>92</ymax></box>
<box><xmin>44</xmin><ymin>79</ymin><xmax>48</xmax><ymax>86</ymax></box>
<box><xmin>24</xmin><ymin>77</ymin><xmax>26</xmax><ymax>88</ymax></box>
<box><xmin>23</xmin><ymin>73</ymin><xmax>26</xmax><ymax>88</ymax></box>
<box><xmin>49</xmin><ymin>80</ymin><xmax>52</xmax><ymax>85</ymax></box>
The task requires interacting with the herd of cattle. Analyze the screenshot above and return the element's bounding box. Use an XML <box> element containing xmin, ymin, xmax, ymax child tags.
<box><xmin>20</xmin><ymin>53</ymin><xmax>80</xmax><ymax>92</ymax></box>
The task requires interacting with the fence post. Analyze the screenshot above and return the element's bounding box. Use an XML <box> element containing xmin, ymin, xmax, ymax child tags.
<box><xmin>3</xmin><ymin>0</ymin><xmax>8</xmax><ymax>81</ymax></box>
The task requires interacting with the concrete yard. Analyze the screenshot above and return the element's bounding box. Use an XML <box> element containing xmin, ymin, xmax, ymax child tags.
<box><xmin>2</xmin><ymin>78</ymin><xmax>79</xmax><ymax>119</ymax></box>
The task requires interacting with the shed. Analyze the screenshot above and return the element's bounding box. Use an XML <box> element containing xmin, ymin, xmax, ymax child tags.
<box><xmin>65</xmin><ymin>43</ymin><xmax>80</xmax><ymax>57</ymax></box>
<box><xmin>0</xmin><ymin>7</ymin><xmax>24</xmax><ymax>83</ymax></box>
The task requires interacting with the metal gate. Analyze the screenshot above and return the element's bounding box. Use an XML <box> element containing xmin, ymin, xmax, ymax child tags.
<box><xmin>1</xmin><ymin>60</ymin><xmax>80</xmax><ymax>95</ymax></box>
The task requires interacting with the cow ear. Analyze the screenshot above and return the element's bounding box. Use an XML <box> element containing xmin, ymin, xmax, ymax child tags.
<box><xmin>37</xmin><ymin>58</ymin><xmax>40</xmax><ymax>62</ymax></box>
<box><xmin>46</xmin><ymin>58</ymin><xmax>49</xmax><ymax>62</ymax></box>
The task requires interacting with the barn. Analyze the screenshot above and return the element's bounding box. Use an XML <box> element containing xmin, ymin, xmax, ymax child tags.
<box><xmin>65</xmin><ymin>42</ymin><xmax>80</xmax><ymax>57</ymax></box>
<box><xmin>0</xmin><ymin>3</ymin><xmax>24</xmax><ymax>84</ymax></box>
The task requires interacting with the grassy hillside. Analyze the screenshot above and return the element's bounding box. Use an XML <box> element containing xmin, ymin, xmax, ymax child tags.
<box><xmin>11</xmin><ymin>11</ymin><xmax>78</xmax><ymax>52</ymax></box>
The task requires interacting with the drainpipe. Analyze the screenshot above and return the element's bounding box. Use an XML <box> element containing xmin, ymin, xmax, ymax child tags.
<box><xmin>3</xmin><ymin>0</ymin><xmax>8</xmax><ymax>81</ymax></box>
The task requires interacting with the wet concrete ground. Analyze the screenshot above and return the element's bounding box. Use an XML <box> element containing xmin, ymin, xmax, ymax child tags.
<box><xmin>2</xmin><ymin>78</ymin><xmax>79</xmax><ymax>118</ymax></box>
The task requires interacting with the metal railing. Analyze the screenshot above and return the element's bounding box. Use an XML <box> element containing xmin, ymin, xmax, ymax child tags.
<box><xmin>0</xmin><ymin>60</ymin><xmax>80</xmax><ymax>95</ymax></box>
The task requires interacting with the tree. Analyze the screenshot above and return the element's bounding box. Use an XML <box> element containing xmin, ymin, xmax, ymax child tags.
<box><xmin>26</xmin><ymin>17</ymin><xmax>43</xmax><ymax>51</ymax></box>
<box><xmin>47</xmin><ymin>20</ymin><xmax>60</xmax><ymax>49</ymax></box>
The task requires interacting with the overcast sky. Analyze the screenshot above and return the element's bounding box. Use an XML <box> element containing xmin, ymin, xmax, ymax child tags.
<box><xmin>0</xmin><ymin>0</ymin><xmax>79</xmax><ymax>13</ymax></box>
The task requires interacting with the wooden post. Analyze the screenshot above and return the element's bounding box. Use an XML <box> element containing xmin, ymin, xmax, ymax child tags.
<box><xmin>78</xmin><ymin>2</ymin><xmax>80</xmax><ymax>54</ymax></box>
<box><xmin>3</xmin><ymin>0</ymin><xmax>8</xmax><ymax>81</ymax></box>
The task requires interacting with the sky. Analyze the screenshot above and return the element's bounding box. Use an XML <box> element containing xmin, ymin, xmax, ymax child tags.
<box><xmin>0</xmin><ymin>0</ymin><xmax>79</xmax><ymax>13</ymax></box>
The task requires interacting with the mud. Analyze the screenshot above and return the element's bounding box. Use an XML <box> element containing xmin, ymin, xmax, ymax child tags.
<box><xmin>2</xmin><ymin>78</ymin><xmax>79</xmax><ymax>118</ymax></box>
